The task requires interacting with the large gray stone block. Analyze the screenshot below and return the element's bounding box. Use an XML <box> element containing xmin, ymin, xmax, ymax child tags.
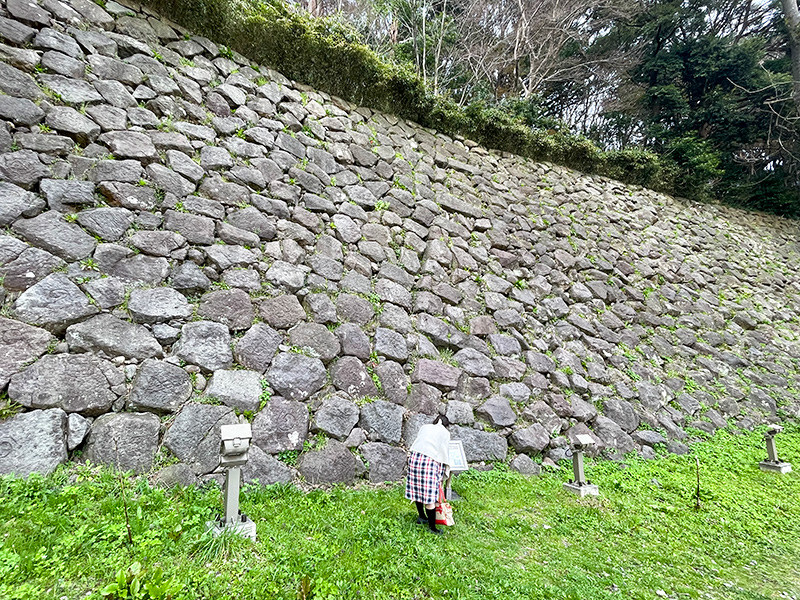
<box><xmin>12</xmin><ymin>210</ymin><xmax>97</xmax><ymax>262</ymax></box>
<box><xmin>242</xmin><ymin>445</ymin><xmax>293</xmax><ymax>485</ymax></box>
<box><xmin>128</xmin><ymin>359</ymin><xmax>193</xmax><ymax>414</ymax></box>
<box><xmin>164</xmin><ymin>403</ymin><xmax>237</xmax><ymax>475</ymax></box>
<box><xmin>331</xmin><ymin>356</ymin><xmax>378</xmax><ymax>398</ymax></box>
<box><xmin>0</xmin><ymin>245</ymin><xmax>64</xmax><ymax>292</ymax></box>
<box><xmin>252</xmin><ymin>398</ymin><xmax>309</xmax><ymax>453</ymax></box>
<box><xmin>314</xmin><ymin>395</ymin><xmax>360</xmax><ymax>440</ymax></box>
<box><xmin>233</xmin><ymin>323</ymin><xmax>283</xmax><ymax>373</ymax></box>
<box><xmin>450</xmin><ymin>425</ymin><xmax>507</xmax><ymax>462</ymax></box>
<box><xmin>40</xmin><ymin>179</ymin><xmax>96</xmax><ymax>212</ymax></box>
<box><xmin>98</xmin><ymin>130</ymin><xmax>158</xmax><ymax>162</ymax></box>
<box><xmin>66</xmin><ymin>313</ymin><xmax>162</xmax><ymax>360</ymax></box>
<box><xmin>510</xmin><ymin>454</ymin><xmax>541</xmax><ymax>476</ymax></box>
<box><xmin>197</xmin><ymin>288</ymin><xmax>254</xmax><ymax>331</ymax></box>
<box><xmin>0</xmin><ymin>408</ymin><xmax>68</xmax><ymax>477</ymax></box>
<box><xmin>593</xmin><ymin>416</ymin><xmax>638</xmax><ymax>455</ymax></box>
<box><xmin>602</xmin><ymin>397</ymin><xmax>639</xmax><ymax>433</ymax></box>
<box><xmin>129</xmin><ymin>230</ymin><xmax>186</xmax><ymax>257</ymax></box>
<box><xmin>0</xmin><ymin>150</ymin><xmax>49</xmax><ymax>190</ymax></box>
<box><xmin>259</xmin><ymin>295</ymin><xmax>307</xmax><ymax>330</ymax></box>
<box><xmin>0</xmin><ymin>94</ymin><xmax>44</xmax><ymax>127</ymax></box>
<box><xmin>85</xmin><ymin>412</ymin><xmax>160</xmax><ymax>474</ymax></box>
<box><xmin>521</xmin><ymin>401</ymin><xmax>562</xmax><ymax>435</ymax></box>
<box><xmin>0</xmin><ymin>62</ymin><xmax>41</xmax><ymax>101</ymax></box>
<box><xmin>631</xmin><ymin>429</ymin><xmax>667</xmax><ymax>446</ymax></box>
<box><xmin>205</xmin><ymin>369</ymin><xmax>263</xmax><ymax>413</ymax></box>
<box><xmin>0</xmin><ymin>317</ymin><xmax>53</xmax><ymax>389</ymax></box>
<box><xmin>413</xmin><ymin>359</ymin><xmax>462</xmax><ymax>391</ymax></box>
<box><xmin>170</xmin><ymin>262</ymin><xmax>211</xmax><ymax>294</ymax></box>
<box><xmin>9</xmin><ymin>353</ymin><xmax>118</xmax><ymax>415</ymax></box>
<box><xmin>445</xmin><ymin>400</ymin><xmax>475</xmax><ymax>425</ymax></box>
<box><xmin>267</xmin><ymin>352</ymin><xmax>326</xmax><ymax>401</ymax></box>
<box><xmin>0</xmin><ymin>181</ymin><xmax>44</xmax><ymax>225</ymax></box>
<box><xmin>45</xmin><ymin>106</ymin><xmax>100</xmax><ymax>145</ymax></box>
<box><xmin>476</xmin><ymin>396</ymin><xmax>517</xmax><ymax>428</ymax></box>
<box><xmin>13</xmin><ymin>273</ymin><xmax>98</xmax><ymax>334</ymax></box>
<box><xmin>453</xmin><ymin>347</ymin><xmax>496</xmax><ymax>378</ymax></box>
<box><xmin>358</xmin><ymin>400</ymin><xmax>405</xmax><ymax>444</ymax></box>
<box><xmin>405</xmin><ymin>381</ymin><xmax>441</xmax><ymax>415</ymax></box>
<box><xmin>288</xmin><ymin>322</ymin><xmax>340</xmax><ymax>363</ymax></box>
<box><xmin>374</xmin><ymin>327</ymin><xmax>408</xmax><ymax>362</ymax></box>
<box><xmin>76</xmin><ymin>207</ymin><xmax>134</xmax><ymax>242</ymax></box>
<box><xmin>173</xmin><ymin>321</ymin><xmax>232</xmax><ymax>372</ymax></box>
<box><xmin>297</xmin><ymin>439</ymin><xmax>355</xmax><ymax>484</ymax></box>
<box><xmin>509</xmin><ymin>424</ymin><xmax>550</xmax><ymax>455</ymax></box>
<box><xmin>128</xmin><ymin>287</ymin><xmax>193</xmax><ymax>324</ymax></box>
<box><xmin>362</xmin><ymin>442</ymin><xmax>407</xmax><ymax>483</ymax></box>
<box><xmin>336</xmin><ymin>323</ymin><xmax>371</xmax><ymax>360</ymax></box>
<box><xmin>375</xmin><ymin>360</ymin><xmax>408</xmax><ymax>405</ymax></box>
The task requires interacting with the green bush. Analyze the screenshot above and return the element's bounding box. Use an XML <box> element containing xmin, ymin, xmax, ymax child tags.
<box><xmin>603</xmin><ymin>148</ymin><xmax>678</xmax><ymax>191</ymax></box>
<box><xmin>141</xmin><ymin>0</ymin><xmax>687</xmax><ymax>196</ymax></box>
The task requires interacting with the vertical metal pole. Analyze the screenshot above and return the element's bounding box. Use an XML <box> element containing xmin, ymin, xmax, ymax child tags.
<box><xmin>573</xmin><ymin>450</ymin><xmax>586</xmax><ymax>485</ymax></box>
<box><xmin>766</xmin><ymin>436</ymin><xmax>779</xmax><ymax>463</ymax></box>
<box><xmin>223</xmin><ymin>466</ymin><xmax>241</xmax><ymax>525</ymax></box>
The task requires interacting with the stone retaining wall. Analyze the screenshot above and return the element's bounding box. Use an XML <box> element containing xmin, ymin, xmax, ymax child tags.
<box><xmin>0</xmin><ymin>0</ymin><xmax>798</xmax><ymax>485</ymax></box>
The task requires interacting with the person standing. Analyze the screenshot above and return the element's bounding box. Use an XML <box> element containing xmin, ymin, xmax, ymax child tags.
<box><xmin>405</xmin><ymin>416</ymin><xmax>451</xmax><ymax>534</ymax></box>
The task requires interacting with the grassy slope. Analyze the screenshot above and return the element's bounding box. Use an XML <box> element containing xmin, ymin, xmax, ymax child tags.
<box><xmin>1</xmin><ymin>426</ymin><xmax>799</xmax><ymax>600</ymax></box>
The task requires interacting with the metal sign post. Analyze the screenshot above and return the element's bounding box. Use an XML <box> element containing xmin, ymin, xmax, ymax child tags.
<box><xmin>446</xmin><ymin>440</ymin><xmax>468</xmax><ymax>501</ymax></box>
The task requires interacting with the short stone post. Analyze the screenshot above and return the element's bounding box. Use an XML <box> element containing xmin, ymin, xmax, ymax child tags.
<box><xmin>563</xmin><ymin>434</ymin><xmax>599</xmax><ymax>497</ymax></box>
<box><xmin>759</xmin><ymin>425</ymin><xmax>792</xmax><ymax>474</ymax></box>
<box><xmin>208</xmin><ymin>423</ymin><xmax>257</xmax><ymax>540</ymax></box>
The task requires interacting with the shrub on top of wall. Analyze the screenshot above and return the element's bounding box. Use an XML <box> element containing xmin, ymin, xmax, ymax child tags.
<box><xmin>140</xmin><ymin>0</ymin><xmax>685</xmax><ymax>197</ymax></box>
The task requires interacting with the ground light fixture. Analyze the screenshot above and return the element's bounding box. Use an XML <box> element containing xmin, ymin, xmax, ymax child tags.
<box><xmin>563</xmin><ymin>434</ymin><xmax>600</xmax><ymax>497</ymax></box>
<box><xmin>758</xmin><ymin>424</ymin><xmax>792</xmax><ymax>474</ymax></box>
<box><xmin>208</xmin><ymin>423</ymin><xmax>258</xmax><ymax>540</ymax></box>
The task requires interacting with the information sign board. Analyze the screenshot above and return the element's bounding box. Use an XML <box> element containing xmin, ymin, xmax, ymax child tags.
<box><xmin>448</xmin><ymin>440</ymin><xmax>468</xmax><ymax>472</ymax></box>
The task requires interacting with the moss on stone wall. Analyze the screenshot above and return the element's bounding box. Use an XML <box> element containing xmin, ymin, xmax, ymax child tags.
<box><xmin>140</xmin><ymin>0</ymin><xmax>682</xmax><ymax>195</ymax></box>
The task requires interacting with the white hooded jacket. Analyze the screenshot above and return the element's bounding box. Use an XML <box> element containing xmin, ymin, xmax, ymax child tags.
<box><xmin>410</xmin><ymin>423</ymin><xmax>451</xmax><ymax>471</ymax></box>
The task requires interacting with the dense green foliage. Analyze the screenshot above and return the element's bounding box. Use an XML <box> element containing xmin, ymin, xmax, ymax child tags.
<box><xmin>139</xmin><ymin>0</ymin><xmax>679</xmax><ymax>195</ymax></box>
<box><xmin>586</xmin><ymin>0</ymin><xmax>798</xmax><ymax>214</ymax></box>
<box><xmin>2</xmin><ymin>426</ymin><xmax>799</xmax><ymax>599</ymax></box>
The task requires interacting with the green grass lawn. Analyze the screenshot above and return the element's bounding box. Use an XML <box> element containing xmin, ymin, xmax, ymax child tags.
<box><xmin>1</xmin><ymin>425</ymin><xmax>799</xmax><ymax>600</ymax></box>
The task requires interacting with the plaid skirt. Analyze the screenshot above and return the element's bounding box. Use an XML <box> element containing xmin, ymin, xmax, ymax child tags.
<box><xmin>405</xmin><ymin>451</ymin><xmax>444</xmax><ymax>505</ymax></box>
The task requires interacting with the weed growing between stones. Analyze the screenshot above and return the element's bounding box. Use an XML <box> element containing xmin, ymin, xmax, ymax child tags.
<box><xmin>438</xmin><ymin>348</ymin><xmax>457</xmax><ymax>366</ymax></box>
<box><xmin>277</xmin><ymin>450</ymin><xmax>299</xmax><ymax>466</ymax></box>
<box><xmin>302</xmin><ymin>431</ymin><xmax>328</xmax><ymax>452</ymax></box>
<box><xmin>196</xmin><ymin>395</ymin><xmax>222</xmax><ymax>406</ymax></box>
<box><xmin>354</xmin><ymin>395</ymin><xmax>378</xmax><ymax>407</ymax></box>
<box><xmin>0</xmin><ymin>393</ymin><xmax>22</xmax><ymax>420</ymax></box>
<box><xmin>80</xmin><ymin>258</ymin><xmax>100</xmax><ymax>271</ymax></box>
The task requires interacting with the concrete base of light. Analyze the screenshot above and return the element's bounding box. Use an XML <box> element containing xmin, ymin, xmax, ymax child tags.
<box><xmin>563</xmin><ymin>482</ymin><xmax>600</xmax><ymax>497</ymax></box>
<box><xmin>759</xmin><ymin>461</ymin><xmax>792</xmax><ymax>474</ymax></box>
<box><xmin>207</xmin><ymin>516</ymin><xmax>257</xmax><ymax>541</ymax></box>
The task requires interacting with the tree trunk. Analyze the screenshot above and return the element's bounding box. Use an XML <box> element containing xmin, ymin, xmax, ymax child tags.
<box><xmin>433</xmin><ymin>0</ymin><xmax>447</xmax><ymax>95</ymax></box>
<box><xmin>781</xmin><ymin>0</ymin><xmax>800</xmax><ymax>109</ymax></box>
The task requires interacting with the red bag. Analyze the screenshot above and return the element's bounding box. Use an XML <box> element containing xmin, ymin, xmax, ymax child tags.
<box><xmin>435</xmin><ymin>484</ymin><xmax>454</xmax><ymax>526</ymax></box>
